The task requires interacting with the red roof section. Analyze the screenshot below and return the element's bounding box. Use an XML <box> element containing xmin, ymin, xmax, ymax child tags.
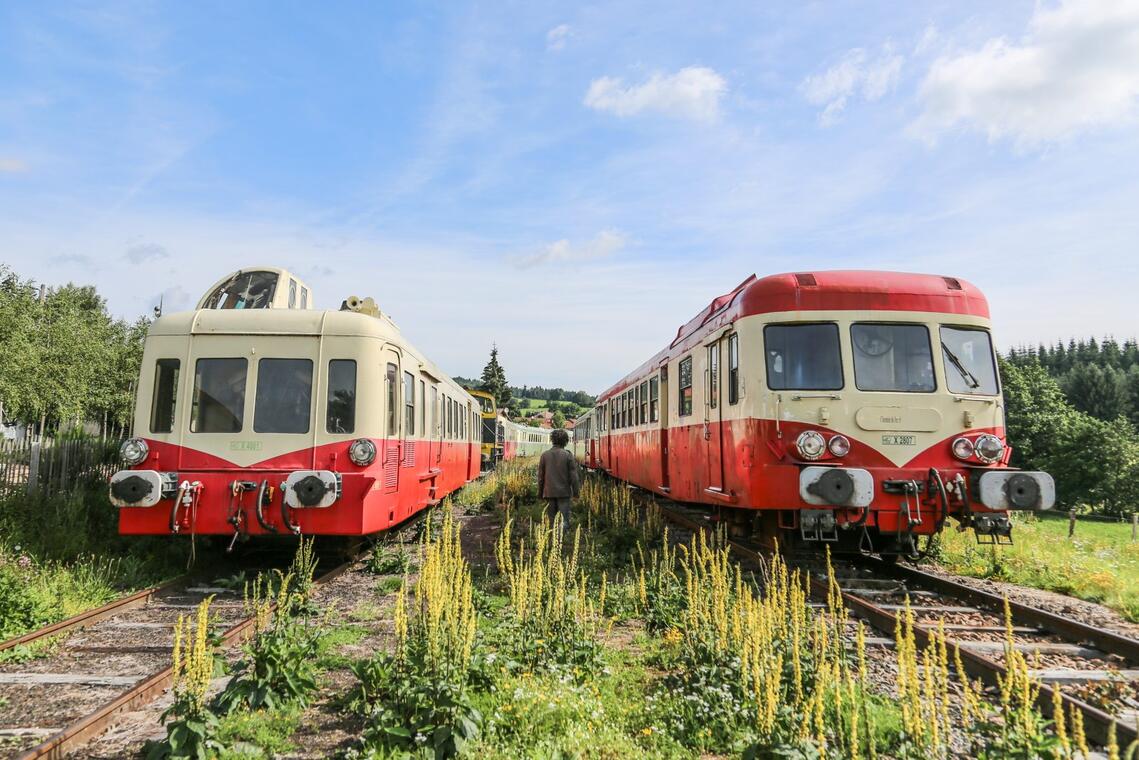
<box><xmin>596</xmin><ymin>270</ymin><xmax>990</xmax><ymax>403</ymax></box>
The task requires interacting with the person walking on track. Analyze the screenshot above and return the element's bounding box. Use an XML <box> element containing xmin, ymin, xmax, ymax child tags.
<box><xmin>537</xmin><ymin>429</ymin><xmax>580</xmax><ymax>534</ymax></box>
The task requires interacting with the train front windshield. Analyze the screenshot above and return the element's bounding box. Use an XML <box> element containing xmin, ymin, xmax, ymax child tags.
<box><xmin>202</xmin><ymin>271</ymin><xmax>279</xmax><ymax>310</ymax></box>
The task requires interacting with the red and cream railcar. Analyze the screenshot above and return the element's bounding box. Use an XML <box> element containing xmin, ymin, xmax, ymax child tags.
<box><xmin>575</xmin><ymin>271</ymin><xmax>1054</xmax><ymax>554</ymax></box>
<box><xmin>110</xmin><ymin>268</ymin><xmax>482</xmax><ymax>538</ymax></box>
<box><xmin>499</xmin><ymin>416</ymin><xmax>553</xmax><ymax>459</ymax></box>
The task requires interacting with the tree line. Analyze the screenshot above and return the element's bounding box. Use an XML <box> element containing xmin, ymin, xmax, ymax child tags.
<box><xmin>1002</xmin><ymin>337</ymin><xmax>1139</xmax><ymax>515</ymax></box>
<box><xmin>0</xmin><ymin>265</ymin><xmax>146</xmax><ymax>438</ymax></box>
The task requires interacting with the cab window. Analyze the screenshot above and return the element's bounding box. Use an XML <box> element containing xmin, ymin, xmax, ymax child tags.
<box><xmin>764</xmin><ymin>324</ymin><xmax>842</xmax><ymax>391</ymax></box>
<box><xmin>678</xmin><ymin>356</ymin><xmax>693</xmax><ymax>416</ymax></box>
<box><xmin>254</xmin><ymin>359</ymin><xmax>312</xmax><ymax>433</ymax></box>
<box><xmin>190</xmin><ymin>358</ymin><xmax>247</xmax><ymax>433</ymax></box>
<box><xmin>326</xmin><ymin>360</ymin><xmax>356</xmax><ymax>434</ymax></box>
<box><xmin>385</xmin><ymin>363</ymin><xmax>398</xmax><ymax>436</ymax></box>
<box><xmin>851</xmin><ymin>324</ymin><xmax>935</xmax><ymax>393</ymax></box>
<box><xmin>728</xmin><ymin>334</ymin><xmax>740</xmax><ymax>404</ymax></box>
<box><xmin>940</xmin><ymin>326</ymin><xmax>999</xmax><ymax>395</ymax></box>
<box><xmin>150</xmin><ymin>359</ymin><xmax>180</xmax><ymax>434</ymax></box>
<box><xmin>202</xmin><ymin>271</ymin><xmax>278</xmax><ymax>310</ymax></box>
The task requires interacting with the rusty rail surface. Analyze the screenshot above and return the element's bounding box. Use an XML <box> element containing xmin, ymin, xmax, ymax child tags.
<box><xmin>653</xmin><ymin>500</ymin><xmax>1138</xmax><ymax>748</ymax></box>
<box><xmin>16</xmin><ymin>559</ymin><xmax>356</xmax><ymax>760</ymax></box>
<box><xmin>0</xmin><ymin>577</ymin><xmax>187</xmax><ymax>655</ymax></box>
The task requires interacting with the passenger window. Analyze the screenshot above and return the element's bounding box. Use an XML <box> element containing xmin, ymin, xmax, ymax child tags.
<box><xmin>728</xmin><ymin>334</ymin><xmax>739</xmax><ymax>404</ymax></box>
<box><xmin>190</xmin><ymin>358</ymin><xmax>247</xmax><ymax>433</ymax></box>
<box><xmin>678</xmin><ymin>357</ymin><xmax>693</xmax><ymax>416</ymax></box>
<box><xmin>150</xmin><ymin>359</ymin><xmax>180</xmax><ymax>434</ymax></box>
<box><xmin>708</xmin><ymin>344</ymin><xmax>719</xmax><ymax>409</ymax></box>
<box><xmin>420</xmin><ymin>380</ymin><xmax>426</xmax><ymax>435</ymax></box>
<box><xmin>640</xmin><ymin>381</ymin><xmax>648</xmax><ymax>423</ymax></box>
<box><xmin>326</xmin><ymin>360</ymin><xmax>356</xmax><ymax>434</ymax></box>
<box><xmin>385</xmin><ymin>363</ymin><xmax>398</xmax><ymax>436</ymax></box>
<box><xmin>254</xmin><ymin>358</ymin><xmax>312</xmax><ymax>433</ymax></box>
<box><xmin>403</xmin><ymin>371</ymin><xmax>415</xmax><ymax>435</ymax></box>
<box><xmin>649</xmin><ymin>376</ymin><xmax>659</xmax><ymax>422</ymax></box>
<box><xmin>300</xmin><ymin>287</ymin><xmax>309</xmax><ymax>309</ymax></box>
<box><xmin>764</xmin><ymin>324</ymin><xmax>843</xmax><ymax>391</ymax></box>
<box><xmin>851</xmin><ymin>324</ymin><xmax>935</xmax><ymax>393</ymax></box>
<box><xmin>288</xmin><ymin>278</ymin><xmax>297</xmax><ymax>308</ymax></box>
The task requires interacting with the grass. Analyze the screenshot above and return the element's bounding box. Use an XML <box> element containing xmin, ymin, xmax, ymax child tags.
<box><xmin>0</xmin><ymin>485</ymin><xmax>187</xmax><ymax>642</ymax></box>
<box><xmin>935</xmin><ymin>512</ymin><xmax>1139</xmax><ymax>621</ymax></box>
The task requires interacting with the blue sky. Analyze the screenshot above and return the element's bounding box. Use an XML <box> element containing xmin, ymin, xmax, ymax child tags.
<box><xmin>1</xmin><ymin>0</ymin><xmax>1137</xmax><ymax>391</ymax></box>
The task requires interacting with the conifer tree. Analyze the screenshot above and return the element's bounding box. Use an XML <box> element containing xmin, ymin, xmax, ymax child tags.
<box><xmin>479</xmin><ymin>345</ymin><xmax>512</xmax><ymax>408</ymax></box>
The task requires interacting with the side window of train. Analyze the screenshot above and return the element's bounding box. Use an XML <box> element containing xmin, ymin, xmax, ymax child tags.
<box><xmin>764</xmin><ymin>323</ymin><xmax>843</xmax><ymax>391</ymax></box>
<box><xmin>326</xmin><ymin>360</ymin><xmax>356</xmax><ymax>434</ymax></box>
<box><xmin>403</xmin><ymin>371</ymin><xmax>415</xmax><ymax>436</ymax></box>
<box><xmin>385</xmin><ymin>363</ymin><xmax>398</xmax><ymax>437</ymax></box>
<box><xmin>649</xmin><ymin>376</ymin><xmax>659</xmax><ymax>422</ymax></box>
<box><xmin>678</xmin><ymin>356</ymin><xmax>693</xmax><ymax>416</ymax></box>
<box><xmin>728</xmin><ymin>333</ymin><xmax>740</xmax><ymax>404</ymax></box>
<box><xmin>288</xmin><ymin>278</ymin><xmax>297</xmax><ymax>308</ymax></box>
<box><xmin>420</xmin><ymin>380</ymin><xmax>426</xmax><ymax>435</ymax></box>
<box><xmin>708</xmin><ymin>343</ymin><xmax>719</xmax><ymax>410</ymax></box>
<box><xmin>151</xmin><ymin>359</ymin><xmax>180</xmax><ymax>434</ymax></box>
<box><xmin>300</xmin><ymin>287</ymin><xmax>309</xmax><ymax>309</ymax></box>
<box><xmin>254</xmin><ymin>358</ymin><xmax>313</xmax><ymax>434</ymax></box>
<box><xmin>190</xmin><ymin>358</ymin><xmax>247</xmax><ymax>433</ymax></box>
<box><xmin>640</xmin><ymin>381</ymin><xmax>648</xmax><ymax>423</ymax></box>
<box><xmin>430</xmin><ymin>385</ymin><xmax>438</xmax><ymax>435</ymax></box>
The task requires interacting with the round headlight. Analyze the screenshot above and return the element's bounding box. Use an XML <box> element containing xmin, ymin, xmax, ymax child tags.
<box><xmin>827</xmin><ymin>434</ymin><xmax>851</xmax><ymax>457</ymax></box>
<box><xmin>951</xmin><ymin>437</ymin><xmax>975</xmax><ymax>461</ymax></box>
<box><xmin>348</xmin><ymin>438</ymin><xmax>377</xmax><ymax>466</ymax></box>
<box><xmin>120</xmin><ymin>437</ymin><xmax>149</xmax><ymax>466</ymax></box>
<box><xmin>974</xmin><ymin>434</ymin><xmax>1005</xmax><ymax>464</ymax></box>
<box><xmin>795</xmin><ymin>430</ymin><xmax>827</xmax><ymax>461</ymax></box>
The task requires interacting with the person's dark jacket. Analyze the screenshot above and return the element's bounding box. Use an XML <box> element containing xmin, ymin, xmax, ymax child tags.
<box><xmin>537</xmin><ymin>447</ymin><xmax>580</xmax><ymax>499</ymax></box>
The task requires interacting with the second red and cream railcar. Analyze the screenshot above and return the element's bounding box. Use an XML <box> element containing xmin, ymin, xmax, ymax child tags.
<box><xmin>110</xmin><ymin>268</ymin><xmax>482</xmax><ymax>539</ymax></box>
<box><xmin>574</xmin><ymin>271</ymin><xmax>1054</xmax><ymax>555</ymax></box>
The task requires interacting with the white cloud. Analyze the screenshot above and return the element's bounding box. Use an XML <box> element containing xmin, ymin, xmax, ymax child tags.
<box><xmin>584</xmin><ymin>67</ymin><xmax>726</xmax><ymax>123</ymax></box>
<box><xmin>0</xmin><ymin>158</ymin><xmax>28</xmax><ymax>173</ymax></box>
<box><xmin>801</xmin><ymin>47</ymin><xmax>903</xmax><ymax>125</ymax></box>
<box><xmin>546</xmin><ymin>24</ymin><xmax>571</xmax><ymax>51</ymax></box>
<box><xmin>515</xmin><ymin>229</ymin><xmax>626</xmax><ymax>268</ymax></box>
<box><xmin>911</xmin><ymin>0</ymin><xmax>1139</xmax><ymax>145</ymax></box>
<box><xmin>124</xmin><ymin>241</ymin><xmax>169</xmax><ymax>264</ymax></box>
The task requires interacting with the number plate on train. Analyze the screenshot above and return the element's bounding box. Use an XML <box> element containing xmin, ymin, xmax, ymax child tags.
<box><xmin>881</xmin><ymin>434</ymin><xmax>916</xmax><ymax>446</ymax></box>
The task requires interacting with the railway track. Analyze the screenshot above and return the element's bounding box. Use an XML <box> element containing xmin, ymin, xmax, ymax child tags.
<box><xmin>653</xmin><ymin>498</ymin><xmax>1139</xmax><ymax>747</ymax></box>
<box><xmin>0</xmin><ymin>555</ymin><xmax>356</xmax><ymax>759</ymax></box>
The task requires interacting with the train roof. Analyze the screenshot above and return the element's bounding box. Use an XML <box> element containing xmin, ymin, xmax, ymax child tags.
<box><xmin>596</xmin><ymin>270</ymin><xmax>990</xmax><ymax>403</ymax></box>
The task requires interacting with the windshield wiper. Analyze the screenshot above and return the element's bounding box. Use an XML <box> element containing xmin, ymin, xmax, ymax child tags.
<box><xmin>942</xmin><ymin>344</ymin><xmax>980</xmax><ymax>390</ymax></box>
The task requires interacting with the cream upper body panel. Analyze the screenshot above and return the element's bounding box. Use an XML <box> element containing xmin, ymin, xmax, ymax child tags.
<box><xmin>598</xmin><ymin>309</ymin><xmax>1002</xmax><ymax>467</ymax></box>
<box><xmin>134</xmin><ymin>308</ymin><xmax>478</xmax><ymax>467</ymax></box>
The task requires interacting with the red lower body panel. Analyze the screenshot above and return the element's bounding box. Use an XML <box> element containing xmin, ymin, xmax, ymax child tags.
<box><xmin>118</xmin><ymin>437</ymin><xmax>479</xmax><ymax>536</ymax></box>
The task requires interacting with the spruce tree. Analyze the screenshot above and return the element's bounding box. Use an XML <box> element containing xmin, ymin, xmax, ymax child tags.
<box><xmin>479</xmin><ymin>345</ymin><xmax>512</xmax><ymax>408</ymax></box>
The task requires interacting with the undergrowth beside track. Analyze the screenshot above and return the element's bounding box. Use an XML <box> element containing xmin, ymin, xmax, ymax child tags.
<box><xmin>0</xmin><ymin>484</ymin><xmax>187</xmax><ymax>645</ymax></box>
<box><xmin>933</xmin><ymin>512</ymin><xmax>1139</xmax><ymax>622</ymax></box>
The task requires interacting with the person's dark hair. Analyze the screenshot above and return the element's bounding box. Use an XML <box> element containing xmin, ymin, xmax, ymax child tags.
<box><xmin>551</xmin><ymin>429</ymin><xmax>569</xmax><ymax>447</ymax></box>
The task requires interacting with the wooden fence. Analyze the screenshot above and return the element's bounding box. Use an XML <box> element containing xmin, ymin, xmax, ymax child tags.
<box><xmin>0</xmin><ymin>437</ymin><xmax>123</xmax><ymax>497</ymax></box>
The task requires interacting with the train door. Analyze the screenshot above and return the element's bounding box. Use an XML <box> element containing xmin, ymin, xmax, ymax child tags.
<box><xmin>465</xmin><ymin>403</ymin><xmax>473</xmax><ymax>476</ymax></box>
<box><xmin>382</xmin><ymin>350</ymin><xmax>401</xmax><ymax>495</ymax></box>
<box><xmin>603</xmin><ymin>401</ymin><xmax>613</xmax><ymax>470</ymax></box>
<box><xmin>705</xmin><ymin>341</ymin><xmax>724</xmax><ymax>492</ymax></box>
<box><xmin>659</xmin><ymin>366</ymin><xmax>670</xmax><ymax>491</ymax></box>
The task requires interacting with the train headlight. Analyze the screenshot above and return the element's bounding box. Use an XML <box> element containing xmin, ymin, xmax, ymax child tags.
<box><xmin>974</xmin><ymin>434</ymin><xmax>1005</xmax><ymax>464</ymax></box>
<box><xmin>120</xmin><ymin>438</ymin><xmax>149</xmax><ymax>466</ymax></box>
<box><xmin>347</xmin><ymin>438</ymin><xmax>377</xmax><ymax>466</ymax></box>
<box><xmin>795</xmin><ymin>430</ymin><xmax>827</xmax><ymax>461</ymax></box>
<box><xmin>827</xmin><ymin>434</ymin><xmax>850</xmax><ymax>458</ymax></box>
<box><xmin>951</xmin><ymin>437</ymin><xmax>975</xmax><ymax>461</ymax></box>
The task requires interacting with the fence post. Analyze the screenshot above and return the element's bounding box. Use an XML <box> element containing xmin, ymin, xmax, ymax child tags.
<box><xmin>1132</xmin><ymin>512</ymin><xmax>1137</xmax><ymax>543</ymax></box>
<box><xmin>1068</xmin><ymin>510</ymin><xmax>1077</xmax><ymax>539</ymax></box>
<box><xmin>27</xmin><ymin>440</ymin><xmax>41</xmax><ymax>494</ymax></box>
